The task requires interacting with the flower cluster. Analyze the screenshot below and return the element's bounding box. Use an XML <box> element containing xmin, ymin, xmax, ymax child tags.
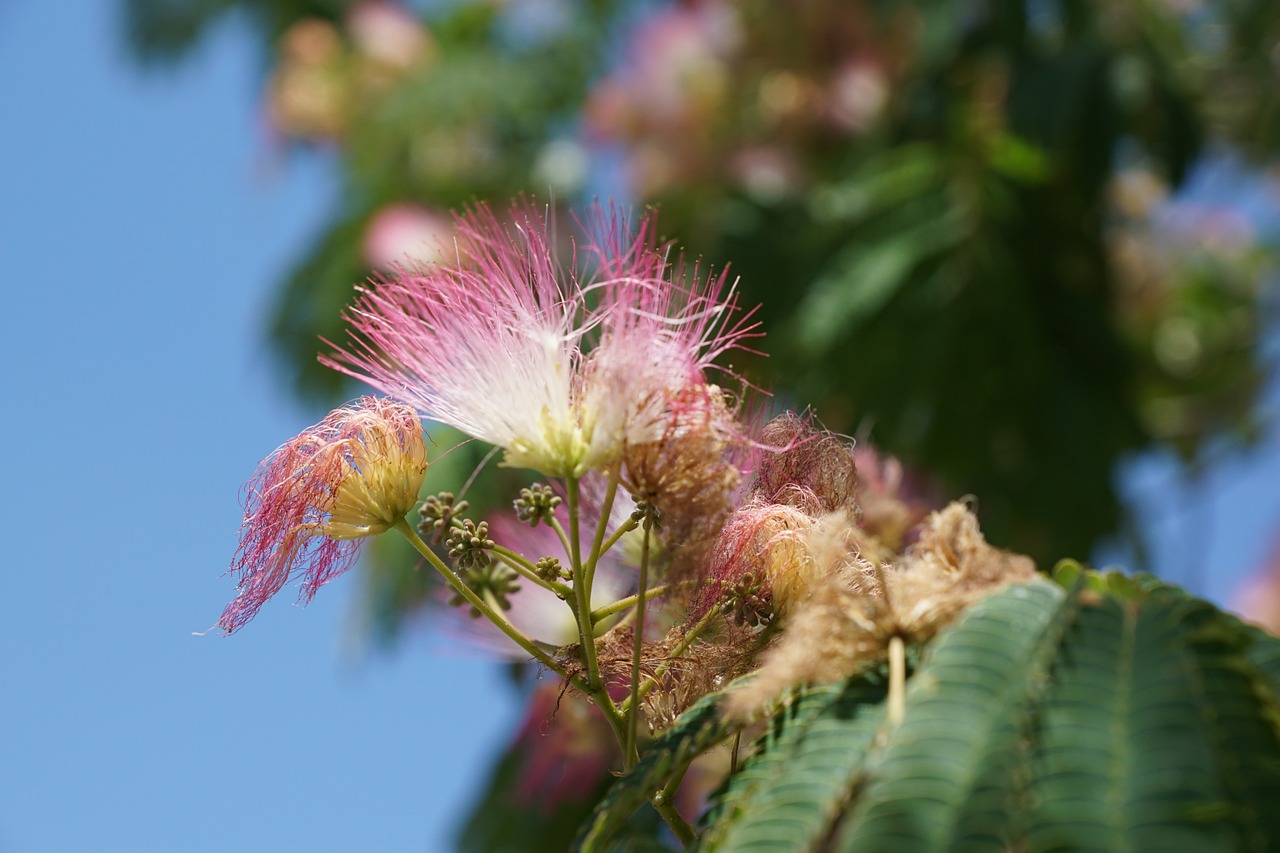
<box><xmin>218</xmin><ymin>200</ymin><xmax>1043</xmax><ymax>844</ymax></box>
<box><xmin>583</xmin><ymin>0</ymin><xmax>892</xmax><ymax>199</ymax></box>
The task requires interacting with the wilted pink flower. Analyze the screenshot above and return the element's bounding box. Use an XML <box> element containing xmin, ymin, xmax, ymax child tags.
<box><xmin>324</xmin><ymin>202</ymin><xmax>760</xmax><ymax>478</ymax></box>
<box><xmin>696</xmin><ymin>498</ymin><xmax>816</xmax><ymax>619</ymax></box>
<box><xmin>853</xmin><ymin>442</ymin><xmax>941</xmax><ymax>549</ymax></box>
<box><xmin>751</xmin><ymin>412</ymin><xmax>857</xmax><ymax>514</ymax></box>
<box><xmin>220</xmin><ymin>397</ymin><xmax>427</xmax><ymax>633</ymax></box>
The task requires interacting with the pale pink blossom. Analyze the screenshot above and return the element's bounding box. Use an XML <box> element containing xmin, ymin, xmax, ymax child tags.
<box><xmin>220</xmin><ymin>397</ymin><xmax>427</xmax><ymax>633</ymax></box>
<box><xmin>362</xmin><ymin>203</ymin><xmax>452</xmax><ymax>271</ymax></box>
<box><xmin>730</xmin><ymin>146</ymin><xmax>802</xmax><ymax>203</ymax></box>
<box><xmin>826</xmin><ymin>61</ymin><xmax>888</xmax><ymax>134</ymax></box>
<box><xmin>1233</xmin><ymin>533</ymin><xmax>1280</xmax><ymax>634</ymax></box>
<box><xmin>584</xmin><ymin>2</ymin><xmax>739</xmax><ymax>140</ymax></box>
<box><xmin>324</xmin><ymin>203</ymin><xmax>760</xmax><ymax>478</ymax></box>
<box><xmin>346</xmin><ymin>0</ymin><xmax>432</xmax><ymax>72</ymax></box>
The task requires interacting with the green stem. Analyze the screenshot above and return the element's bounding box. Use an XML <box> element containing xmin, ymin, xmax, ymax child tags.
<box><xmin>887</xmin><ymin>634</ymin><xmax>906</xmax><ymax>727</ymax></box>
<box><xmin>596</xmin><ymin>515</ymin><xmax>638</xmax><ymax>560</ymax></box>
<box><xmin>622</xmin><ymin>603</ymin><xmax>724</xmax><ymax>715</ymax></box>
<box><xmin>486</xmin><ymin>542</ymin><xmax>540</xmax><ymax>576</ymax></box>
<box><xmin>654</xmin><ymin>796</ymin><xmax>696</xmax><ymax>847</ymax></box>
<box><xmin>596</xmin><ymin>604</ymin><xmax>637</xmax><ymax>637</ymax></box>
<box><xmin>651</xmin><ymin>731</ymin><xmax>698</xmax><ymax>844</ymax></box>
<box><xmin>583</xmin><ymin>469</ymin><xmax>620</xmax><ymax>590</ymax></box>
<box><xmin>661</xmin><ymin>759</ymin><xmax>690</xmax><ymax>805</ymax></box>
<box><xmin>478</xmin><ymin>589</ymin><xmax>561</xmax><ymax>655</ymax></box>
<box><xmin>624</xmin><ymin>510</ymin><xmax>652</xmax><ymax>769</ymax></box>
<box><xmin>565</xmin><ymin>479</ymin><xmax>597</xmax><ymax>678</ymax></box>
<box><xmin>392</xmin><ymin>518</ymin><xmax>572</xmax><ymax>684</ymax></box>
<box><xmin>563</xmin><ymin>479</ymin><xmax>629</xmax><ymax>746</ymax></box>
<box><xmin>590</xmin><ymin>584</ymin><xmax>670</xmax><ymax>623</ymax></box>
<box><xmin>546</xmin><ymin>514</ymin><xmax>574</xmax><ymax>564</ymax></box>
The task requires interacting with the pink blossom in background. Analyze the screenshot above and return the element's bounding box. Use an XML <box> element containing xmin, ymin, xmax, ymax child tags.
<box><xmin>346</xmin><ymin>0</ymin><xmax>433</xmax><ymax>72</ymax></box>
<box><xmin>362</xmin><ymin>203</ymin><xmax>453</xmax><ymax>272</ymax></box>
<box><xmin>826</xmin><ymin>61</ymin><xmax>888</xmax><ymax>134</ymax></box>
<box><xmin>1233</xmin><ymin>534</ymin><xmax>1280</xmax><ymax>634</ymax></box>
<box><xmin>582</xmin><ymin>2</ymin><xmax>740</xmax><ymax>195</ymax></box>
<box><xmin>1157</xmin><ymin>202</ymin><xmax>1256</xmax><ymax>255</ymax></box>
<box><xmin>326</xmin><ymin>202</ymin><xmax>760</xmax><ymax>478</ymax></box>
<box><xmin>219</xmin><ymin>397</ymin><xmax>426</xmax><ymax>633</ymax></box>
<box><xmin>584</xmin><ymin>1</ymin><xmax>739</xmax><ymax>140</ymax></box>
<box><xmin>510</xmin><ymin>682</ymin><xmax>618</xmax><ymax>812</ymax></box>
<box><xmin>730</xmin><ymin>146</ymin><xmax>802</xmax><ymax>203</ymax></box>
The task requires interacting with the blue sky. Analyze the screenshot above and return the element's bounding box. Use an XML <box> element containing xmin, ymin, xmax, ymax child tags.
<box><xmin>1</xmin><ymin>2</ymin><xmax>1278</xmax><ymax>852</ymax></box>
<box><xmin>0</xmin><ymin>3</ymin><xmax>513</xmax><ymax>851</ymax></box>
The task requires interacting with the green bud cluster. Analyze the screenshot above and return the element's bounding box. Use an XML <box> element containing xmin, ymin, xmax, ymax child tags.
<box><xmin>446</xmin><ymin>518</ymin><xmax>495</xmax><ymax>570</ymax></box>
<box><xmin>418</xmin><ymin>491</ymin><xmax>469</xmax><ymax>543</ymax></box>
<box><xmin>534</xmin><ymin>555</ymin><xmax>570</xmax><ymax>586</ymax></box>
<box><xmin>513</xmin><ymin>483</ymin><xmax>562</xmax><ymax>527</ymax></box>
<box><xmin>632</xmin><ymin>499</ymin><xmax>662</xmax><ymax>530</ymax></box>
<box><xmin>449</xmin><ymin>563</ymin><xmax>521</xmax><ymax>617</ymax></box>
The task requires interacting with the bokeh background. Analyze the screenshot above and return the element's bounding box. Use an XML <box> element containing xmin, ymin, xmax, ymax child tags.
<box><xmin>3</xmin><ymin>0</ymin><xmax>1280</xmax><ymax>850</ymax></box>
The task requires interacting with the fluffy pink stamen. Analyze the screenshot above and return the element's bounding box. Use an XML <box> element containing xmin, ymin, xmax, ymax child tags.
<box><xmin>323</xmin><ymin>201</ymin><xmax>762</xmax><ymax>476</ymax></box>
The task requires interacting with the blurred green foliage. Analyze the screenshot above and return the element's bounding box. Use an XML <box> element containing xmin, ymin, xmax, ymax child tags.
<box><xmin>127</xmin><ymin>0</ymin><xmax>1278</xmax><ymax>590</ymax></box>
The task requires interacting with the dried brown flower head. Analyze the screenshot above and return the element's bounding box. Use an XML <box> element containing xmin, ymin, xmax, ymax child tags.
<box><xmin>622</xmin><ymin>384</ymin><xmax>746</xmax><ymax>579</ymax></box>
<box><xmin>724</xmin><ymin>502</ymin><xmax>1036</xmax><ymax>719</ymax></box>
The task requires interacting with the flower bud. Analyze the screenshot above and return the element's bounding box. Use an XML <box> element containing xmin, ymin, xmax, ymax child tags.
<box><xmin>219</xmin><ymin>397</ymin><xmax>426</xmax><ymax>633</ymax></box>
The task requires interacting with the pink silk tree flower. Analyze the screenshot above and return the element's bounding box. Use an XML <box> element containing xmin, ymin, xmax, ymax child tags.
<box><xmin>322</xmin><ymin>202</ymin><xmax>761</xmax><ymax>478</ymax></box>
<box><xmin>219</xmin><ymin>397</ymin><xmax>427</xmax><ymax>633</ymax></box>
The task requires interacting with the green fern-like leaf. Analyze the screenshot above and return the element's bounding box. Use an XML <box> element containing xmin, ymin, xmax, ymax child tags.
<box><xmin>1025</xmin><ymin>588</ymin><xmax>1280</xmax><ymax>852</ymax></box>
<box><xmin>694</xmin><ymin>676</ymin><xmax>887</xmax><ymax>853</ymax></box>
<box><xmin>833</xmin><ymin>578</ymin><xmax>1074</xmax><ymax>851</ymax></box>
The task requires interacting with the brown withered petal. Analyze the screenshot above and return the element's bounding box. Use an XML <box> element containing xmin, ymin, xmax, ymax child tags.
<box><xmin>597</xmin><ymin>617</ymin><xmax>762</xmax><ymax>734</ymax></box>
<box><xmin>752</xmin><ymin>412</ymin><xmax>859</xmax><ymax>516</ymax></box>
<box><xmin>622</xmin><ymin>384</ymin><xmax>745</xmax><ymax>583</ymax></box>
